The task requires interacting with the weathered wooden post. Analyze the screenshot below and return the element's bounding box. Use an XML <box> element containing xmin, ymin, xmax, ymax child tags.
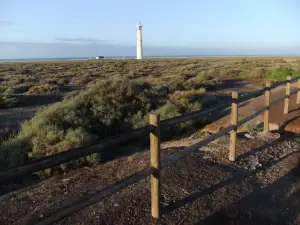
<box><xmin>297</xmin><ymin>79</ymin><xmax>300</xmax><ymax>105</ymax></box>
<box><xmin>284</xmin><ymin>76</ymin><xmax>292</xmax><ymax>114</ymax></box>
<box><xmin>229</xmin><ymin>92</ymin><xmax>238</xmax><ymax>161</ymax></box>
<box><xmin>264</xmin><ymin>80</ymin><xmax>271</xmax><ymax>132</ymax></box>
<box><xmin>149</xmin><ymin>113</ymin><xmax>161</xmax><ymax>220</ymax></box>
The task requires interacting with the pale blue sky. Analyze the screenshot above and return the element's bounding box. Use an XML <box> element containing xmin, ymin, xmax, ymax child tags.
<box><xmin>0</xmin><ymin>0</ymin><xmax>299</xmax><ymax>58</ymax></box>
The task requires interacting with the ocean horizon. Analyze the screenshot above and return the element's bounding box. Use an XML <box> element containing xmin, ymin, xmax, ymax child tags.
<box><xmin>0</xmin><ymin>54</ymin><xmax>299</xmax><ymax>63</ymax></box>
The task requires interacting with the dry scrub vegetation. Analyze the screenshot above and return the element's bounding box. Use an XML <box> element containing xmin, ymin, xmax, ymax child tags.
<box><xmin>0</xmin><ymin>57</ymin><xmax>299</xmax><ymax>173</ymax></box>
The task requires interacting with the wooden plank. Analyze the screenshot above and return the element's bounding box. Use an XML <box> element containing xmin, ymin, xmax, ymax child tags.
<box><xmin>297</xmin><ymin>79</ymin><xmax>300</xmax><ymax>105</ymax></box>
<box><xmin>284</xmin><ymin>76</ymin><xmax>292</xmax><ymax>114</ymax></box>
<box><xmin>34</xmin><ymin>167</ymin><xmax>155</xmax><ymax>225</ymax></box>
<box><xmin>0</xmin><ymin>125</ymin><xmax>154</xmax><ymax>182</ymax></box>
<box><xmin>149</xmin><ymin>113</ymin><xmax>161</xmax><ymax>220</ymax></box>
<box><xmin>229</xmin><ymin>92</ymin><xmax>238</xmax><ymax>161</ymax></box>
<box><xmin>264</xmin><ymin>81</ymin><xmax>271</xmax><ymax>132</ymax></box>
<box><xmin>239</xmin><ymin>87</ymin><xmax>267</xmax><ymax>102</ymax></box>
<box><xmin>161</xmin><ymin>102</ymin><xmax>230</xmax><ymax>127</ymax></box>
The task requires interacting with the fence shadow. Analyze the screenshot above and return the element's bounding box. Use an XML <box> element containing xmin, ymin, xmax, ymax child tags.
<box><xmin>195</xmin><ymin>159</ymin><xmax>300</xmax><ymax>225</ymax></box>
<box><xmin>17</xmin><ymin>94</ymin><xmax>63</xmax><ymax>107</ymax></box>
<box><xmin>162</xmin><ymin>149</ymin><xmax>300</xmax><ymax>224</ymax></box>
<box><xmin>289</xmin><ymin>107</ymin><xmax>300</xmax><ymax>114</ymax></box>
<box><xmin>279</xmin><ymin>115</ymin><xmax>300</xmax><ymax>133</ymax></box>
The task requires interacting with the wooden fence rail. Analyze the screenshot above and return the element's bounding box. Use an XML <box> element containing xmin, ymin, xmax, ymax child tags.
<box><xmin>28</xmin><ymin>76</ymin><xmax>300</xmax><ymax>225</ymax></box>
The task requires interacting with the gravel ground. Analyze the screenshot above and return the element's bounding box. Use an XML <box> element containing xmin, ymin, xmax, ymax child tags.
<box><xmin>0</xmin><ymin>94</ymin><xmax>63</xmax><ymax>139</ymax></box>
<box><xmin>0</xmin><ymin>132</ymin><xmax>299</xmax><ymax>225</ymax></box>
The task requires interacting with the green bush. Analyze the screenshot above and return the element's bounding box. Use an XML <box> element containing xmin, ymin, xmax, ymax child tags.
<box><xmin>244</xmin><ymin>123</ymin><xmax>263</xmax><ymax>133</ymax></box>
<box><xmin>5</xmin><ymin>83</ymin><xmax>33</xmax><ymax>94</ymax></box>
<box><xmin>0</xmin><ymin>78</ymin><xmax>154</xmax><ymax>169</ymax></box>
<box><xmin>3</xmin><ymin>97</ymin><xmax>20</xmax><ymax>108</ymax></box>
<box><xmin>131</xmin><ymin>96</ymin><xmax>203</xmax><ymax>130</ymax></box>
<box><xmin>238</xmin><ymin>67</ymin><xmax>267</xmax><ymax>79</ymax></box>
<box><xmin>266</xmin><ymin>67</ymin><xmax>294</xmax><ymax>81</ymax></box>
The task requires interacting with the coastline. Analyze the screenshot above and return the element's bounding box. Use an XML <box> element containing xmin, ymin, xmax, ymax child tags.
<box><xmin>1</xmin><ymin>55</ymin><xmax>300</xmax><ymax>63</ymax></box>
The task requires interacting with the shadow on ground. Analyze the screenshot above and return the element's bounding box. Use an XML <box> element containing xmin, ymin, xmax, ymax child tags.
<box><xmin>195</xmin><ymin>161</ymin><xmax>300</xmax><ymax>225</ymax></box>
<box><xmin>17</xmin><ymin>94</ymin><xmax>63</xmax><ymax>107</ymax></box>
<box><xmin>161</xmin><ymin>135</ymin><xmax>300</xmax><ymax>225</ymax></box>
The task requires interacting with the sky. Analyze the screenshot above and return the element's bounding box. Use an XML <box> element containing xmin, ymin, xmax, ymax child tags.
<box><xmin>0</xmin><ymin>0</ymin><xmax>299</xmax><ymax>58</ymax></box>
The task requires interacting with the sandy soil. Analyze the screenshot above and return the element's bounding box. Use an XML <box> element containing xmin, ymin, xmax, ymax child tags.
<box><xmin>203</xmin><ymin>81</ymin><xmax>300</xmax><ymax>133</ymax></box>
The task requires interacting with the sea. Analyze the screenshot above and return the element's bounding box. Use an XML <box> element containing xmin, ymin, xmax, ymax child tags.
<box><xmin>0</xmin><ymin>55</ymin><xmax>221</xmax><ymax>62</ymax></box>
<box><xmin>0</xmin><ymin>54</ymin><xmax>298</xmax><ymax>63</ymax></box>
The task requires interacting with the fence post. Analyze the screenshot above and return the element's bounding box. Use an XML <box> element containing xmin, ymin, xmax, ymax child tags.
<box><xmin>297</xmin><ymin>79</ymin><xmax>300</xmax><ymax>105</ymax></box>
<box><xmin>284</xmin><ymin>76</ymin><xmax>292</xmax><ymax>114</ymax></box>
<box><xmin>264</xmin><ymin>80</ymin><xmax>271</xmax><ymax>132</ymax></box>
<box><xmin>229</xmin><ymin>92</ymin><xmax>238</xmax><ymax>161</ymax></box>
<box><xmin>149</xmin><ymin>113</ymin><xmax>161</xmax><ymax>220</ymax></box>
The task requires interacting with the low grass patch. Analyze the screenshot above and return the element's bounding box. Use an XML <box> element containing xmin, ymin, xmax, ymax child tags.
<box><xmin>266</xmin><ymin>67</ymin><xmax>300</xmax><ymax>81</ymax></box>
<box><xmin>244</xmin><ymin>122</ymin><xmax>264</xmax><ymax>133</ymax></box>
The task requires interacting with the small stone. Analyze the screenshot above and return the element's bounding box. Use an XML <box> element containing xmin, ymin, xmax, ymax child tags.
<box><xmin>200</xmin><ymin>146</ymin><xmax>211</xmax><ymax>151</ymax></box>
<box><xmin>245</xmin><ymin>133</ymin><xmax>255</xmax><ymax>139</ymax></box>
<box><xmin>203</xmin><ymin>155</ymin><xmax>212</xmax><ymax>160</ymax></box>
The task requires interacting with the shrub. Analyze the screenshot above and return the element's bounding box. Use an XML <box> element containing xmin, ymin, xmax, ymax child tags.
<box><xmin>57</xmin><ymin>78</ymin><xmax>69</xmax><ymax>85</ymax></box>
<box><xmin>30</xmin><ymin>126</ymin><xmax>98</xmax><ymax>172</ymax></box>
<box><xmin>248</xmin><ymin>68</ymin><xmax>267</xmax><ymax>79</ymax></box>
<box><xmin>244</xmin><ymin>123</ymin><xmax>263</xmax><ymax>133</ymax></box>
<box><xmin>63</xmin><ymin>90</ymin><xmax>80</xmax><ymax>99</ymax></box>
<box><xmin>169</xmin><ymin>88</ymin><xmax>206</xmax><ymax>100</ymax></box>
<box><xmin>0</xmin><ymin>78</ymin><xmax>154</xmax><ymax>169</ymax></box>
<box><xmin>70</xmin><ymin>77</ymin><xmax>91</xmax><ymax>86</ymax></box>
<box><xmin>42</xmin><ymin>78</ymin><xmax>58</xmax><ymax>85</ymax></box>
<box><xmin>266</xmin><ymin>67</ymin><xmax>293</xmax><ymax>81</ymax></box>
<box><xmin>28</xmin><ymin>84</ymin><xmax>59</xmax><ymax>94</ymax></box>
<box><xmin>131</xmin><ymin>96</ymin><xmax>203</xmax><ymax>130</ymax></box>
<box><xmin>5</xmin><ymin>83</ymin><xmax>33</xmax><ymax>94</ymax></box>
<box><xmin>273</xmin><ymin>58</ymin><xmax>287</xmax><ymax>63</ymax></box>
<box><xmin>238</xmin><ymin>67</ymin><xmax>267</xmax><ymax>79</ymax></box>
<box><xmin>3</xmin><ymin>97</ymin><xmax>20</xmax><ymax>108</ymax></box>
<box><xmin>183</xmin><ymin>73</ymin><xmax>206</xmax><ymax>89</ymax></box>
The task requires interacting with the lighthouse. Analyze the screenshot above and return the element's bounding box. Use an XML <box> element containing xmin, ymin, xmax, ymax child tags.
<box><xmin>136</xmin><ymin>23</ymin><xmax>143</xmax><ymax>59</ymax></box>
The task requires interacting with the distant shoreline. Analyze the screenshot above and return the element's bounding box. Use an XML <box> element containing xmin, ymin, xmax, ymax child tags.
<box><xmin>1</xmin><ymin>55</ymin><xmax>300</xmax><ymax>63</ymax></box>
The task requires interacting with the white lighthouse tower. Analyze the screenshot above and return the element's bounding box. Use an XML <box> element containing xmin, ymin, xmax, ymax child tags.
<box><xmin>136</xmin><ymin>23</ymin><xmax>143</xmax><ymax>59</ymax></box>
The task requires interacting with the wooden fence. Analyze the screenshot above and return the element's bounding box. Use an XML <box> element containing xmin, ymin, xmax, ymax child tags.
<box><xmin>1</xmin><ymin>76</ymin><xmax>300</xmax><ymax>225</ymax></box>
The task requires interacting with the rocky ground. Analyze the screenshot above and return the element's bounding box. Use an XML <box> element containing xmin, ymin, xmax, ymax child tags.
<box><xmin>0</xmin><ymin>131</ymin><xmax>299</xmax><ymax>225</ymax></box>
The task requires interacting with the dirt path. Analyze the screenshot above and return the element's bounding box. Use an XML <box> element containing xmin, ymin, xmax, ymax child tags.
<box><xmin>203</xmin><ymin>82</ymin><xmax>300</xmax><ymax>133</ymax></box>
<box><xmin>0</xmin><ymin>133</ymin><xmax>299</xmax><ymax>225</ymax></box>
